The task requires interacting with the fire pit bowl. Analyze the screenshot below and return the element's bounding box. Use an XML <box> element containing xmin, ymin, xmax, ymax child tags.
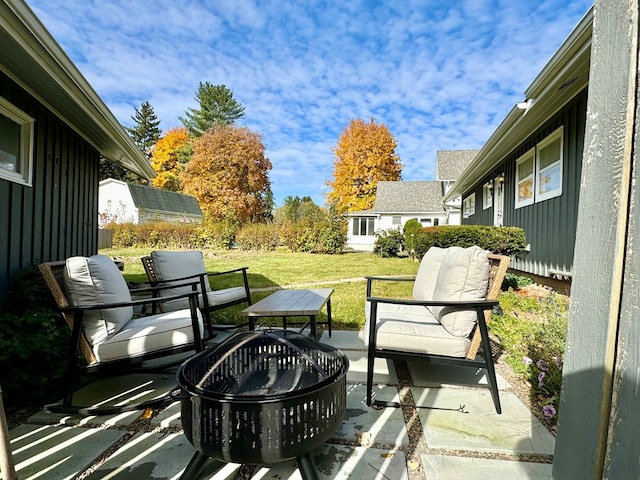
<box><xmin>175</xmin><ymin>329</ymin><xmax>349</xmax><ymax>479</ymax></box>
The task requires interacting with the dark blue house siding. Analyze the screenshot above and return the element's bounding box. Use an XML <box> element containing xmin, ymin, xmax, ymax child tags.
<box><xmin>0</xmin><ymin>71</ymin><xmax>99</xmax><ymax>297</ymax></box>
<box><xmin>464</xmin><ymin>88</ymin><xmax>587</xmax><ymax>278</ymax></box>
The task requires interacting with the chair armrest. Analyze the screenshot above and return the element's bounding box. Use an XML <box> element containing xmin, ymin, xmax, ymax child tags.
<box><xmin>365</xmin><ymin>275</ymin><xmax>415</xmax><ymax>296</ymax></box>
<box><xmin>60</xmin><ymin>281</ymin><xmax>201</xmax><ymax>312</ymax></box>
<box><xmin>206</xmin><ymin>266</ymin><xmax>249</xmax><ymax>277</ymax></box>
<box><xmin>366</xmin><ymin>296</ymin><xmax>498</xmax><ymax>309</ymax></box>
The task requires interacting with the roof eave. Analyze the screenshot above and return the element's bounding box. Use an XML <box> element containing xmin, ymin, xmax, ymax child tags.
<box><xmin>443</xmin><ymin>6</ymin><xmax>593</xmax><ymax>202</ymax></box>
<box><xmin>0</xmin><ymin>0</ymin><xmax>155</xmax><ymax>180</ymax></box>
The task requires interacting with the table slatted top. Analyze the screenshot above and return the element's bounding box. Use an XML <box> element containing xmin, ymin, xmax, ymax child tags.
<box><xmin>242</xmin><ymin>288</ymin><xmax>333</xmax><ymax>317</ymax></box>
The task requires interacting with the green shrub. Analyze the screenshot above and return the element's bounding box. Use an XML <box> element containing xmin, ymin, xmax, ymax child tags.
<box><xmin>0</xmin><ymin>265</ymin><xmax>70</xmax><ymax>407</ymax></box>
<box><xmin>502</xmin><ymin>273</ymin><xmax>534</xmax><ymax>290</ymax></box>
<box><xmin>403</xmin><ymin>219</ymin><xmax>423</xmax><ymax>252</ymax></box>
<box><xmin>373</xmin><ymin>228</ymin><xmax>405</xmax><ymax>257</ymax></box>
<box><xmin>236</xmin><ymin>223</ymin><xmax>280</xmax><ymax>251</ymax></box>
<box><xmin>412</xmin><ymin>225</ymin><xmax>526</xmax><ymax>258</ymax></box>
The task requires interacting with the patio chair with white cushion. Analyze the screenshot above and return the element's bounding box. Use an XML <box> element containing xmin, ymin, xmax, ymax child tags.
<box><xmin>39</xmin><ymin>254</ymin><xmax>205</xmax><ymax>414</ymax></box>
<box><xmin>364</xmin><ymin>246</ymin><xmax>510</xmax><ymax>414</ymax></box>
<box><xmin>142</xmin><ymin>250</ymin><xmax>252</xmax><ymax>340</ymax></box>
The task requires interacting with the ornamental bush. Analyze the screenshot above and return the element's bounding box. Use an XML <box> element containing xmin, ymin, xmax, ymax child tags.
<box><xmin>412</xmin><ymin>225</ymin><xmax>526</xmax><ymax>258</ymax></box>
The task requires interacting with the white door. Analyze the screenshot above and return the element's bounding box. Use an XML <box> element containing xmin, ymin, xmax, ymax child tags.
<box><xmin>493</xmin><ymin>176</ymin><xmax>504</xmax><ymax>226</ymax></box>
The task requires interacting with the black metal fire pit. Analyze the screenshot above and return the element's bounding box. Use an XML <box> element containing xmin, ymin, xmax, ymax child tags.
<box><xmin>174</xmin><ymin>329</ymin><xmax>349</xmax><ymax>480</ymax></box>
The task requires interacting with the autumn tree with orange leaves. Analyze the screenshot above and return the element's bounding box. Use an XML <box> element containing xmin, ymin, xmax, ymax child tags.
<box><xmin>182</xmin><ymin>125</ymin><xmax>272</xmax><ymax>222</ymax></box>
<box><xmin>326</xmin><ymin>118</ymin><xmax>401</xmax><ymax>213</ymax></box>
<box><xmin>150</xmin><ymin>127</ymin><xmax>191</xmax><ymax>191</ymax></box>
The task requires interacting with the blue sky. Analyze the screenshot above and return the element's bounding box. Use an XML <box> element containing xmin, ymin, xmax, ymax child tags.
<box><xmin>26</xmin><ymin>0</ymin><xmax>592</xmax><ymax>207</ymax></box>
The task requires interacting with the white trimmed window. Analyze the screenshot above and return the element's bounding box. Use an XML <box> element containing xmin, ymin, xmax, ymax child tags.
<box><xmin>515</xmin><ymin>127</ymin><xmax>564</xmax><ymax>208</ymax></box>
<box><xmin>392</xmin><ymin>216</ymin><xmax>401</xmax><ymax>225</ymax></box>
<box><xmin>0</xmin><ymin>97</ymin><xmax>34</xmax><ymax>186</ymax></box>
<box><xmin>352</xmin><ymin>217</ymin><xmax>375</xmax><ymax>236</ymax></box>
<box><xmin>463</xmin><ymin>193</ymin><xmax>475</xmax><ymax>218</ymax></box>
<box><xmin>483</xmin><ymin>181</ymin><xmax>493</xmax><ymax>209</ymax></box>
<box><xmin>515</xmin><ymin>148</ymin><xmax>535</xmax><ymax>208</ymax></box>
<box><xmin>536</xmin><ymin>127</ymin><xmax>563</xmax><ymax>201</ymax></box>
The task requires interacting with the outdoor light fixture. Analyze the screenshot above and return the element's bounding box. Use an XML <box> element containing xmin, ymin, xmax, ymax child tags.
<box><xmin>516</xmin><ymin>98</ymin><xmax>536</xmax><ymax>112</ymax></box>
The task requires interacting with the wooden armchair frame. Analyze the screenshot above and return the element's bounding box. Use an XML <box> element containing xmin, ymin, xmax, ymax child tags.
<box><xmin>39</xmin><ymin>260</ymin><xmax>204</xmax><ymax>414</ymax></box>
<box><xmin>365</xmin><ymin>253</ymin><xmax>510</xmax><ymax>414</ymax></box>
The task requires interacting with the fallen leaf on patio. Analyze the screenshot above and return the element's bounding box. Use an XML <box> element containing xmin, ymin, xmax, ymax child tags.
<box><xmin>142</xmin><ymin>408</ymin><xmax>153</xmax><ymax>419</ymax></box>
<box><xmin>380</xmin><ymin>452</ymin><xmax>394</xmax><ymax>458</ymax></box>
<box><xmin>356</xmin><ymin>431</ymin><xmax>372</xmax><ymax>446</ymax></box>
<box><xmin>408</xmin><ymin>461</ymin><xmax>420</xmax><ymax>470</ymax></box>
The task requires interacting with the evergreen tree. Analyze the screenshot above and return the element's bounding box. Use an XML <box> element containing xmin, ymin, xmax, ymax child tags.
<box><xmin>126</xmin><ymin>101</ymin><xmax>162</xmax><ymax>156</ymax></box>
<box><xmin>180</xmin><ymin>83</ymin><xmax>245</xmax><ymax>137</ymax></box>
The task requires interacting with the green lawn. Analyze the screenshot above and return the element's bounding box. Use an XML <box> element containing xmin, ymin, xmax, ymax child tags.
<box><xmin>100</xmin><ymin>248</ymin><xmax>420</xmax><ymax>330</ymax></box>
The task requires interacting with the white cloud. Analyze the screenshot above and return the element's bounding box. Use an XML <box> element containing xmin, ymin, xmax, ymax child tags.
<box><xmin>26</xmin><ymin>0</ymin><xmax>593</xmax><ymax>206</ymax></box>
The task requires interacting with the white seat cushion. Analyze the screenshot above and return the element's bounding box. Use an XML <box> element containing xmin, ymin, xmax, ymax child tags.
<box><xmin>64</xmin><ymin>255</ymin><xmax>132</xmax><ymax>345</ymax></box>
<box><xmin>161</xmin><ymin>286</ymin><xmax>248</xmax><ymax>312</ymax></box>
<box><xmin>93</xmin><ymin>309</ymin><xmax>204</xmax><ymax>362</ymax></box>
<box><xmin>431</xmin><ymin>246</ymin><xmax>489</xmax><ymax>338</ymax></box>
<box><xmin>150</xmin><ymin>250</ymin><xmax>210</xmax><ymax>297</ymax></box>
<box><xmin>362</xmin><ymin>302</ymin><xmax>470</xmax><ymax>357</ymax></box>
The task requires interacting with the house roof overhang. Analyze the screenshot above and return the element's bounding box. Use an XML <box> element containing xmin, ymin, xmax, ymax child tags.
<box><xmin>0</xmin><ymin>0</ymin><xmax>155</xmax><ymax>179</ymax></box>
<box><xmin>443</xmin><ymin>6</ymin><xmax>593</xmax><ymax>203</ymax></box>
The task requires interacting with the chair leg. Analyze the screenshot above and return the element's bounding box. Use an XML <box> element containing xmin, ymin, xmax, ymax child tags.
<box><xmin>366</xmin><ymin>347</ymin><xmax>376</xmax><ymax>406</ymax></box>
<box><xmin>478</xmin><ymin>312</ymin><xmax>502</xmax><ymax>414</ymax></box>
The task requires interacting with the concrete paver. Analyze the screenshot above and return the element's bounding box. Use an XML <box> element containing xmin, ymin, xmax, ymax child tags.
<box><xmin>412</xmin><ymin>387</ymin><xmax>556</xmax><ymax>455</ymax></box>
<box><xmin>421</xmin><ymin>454</ymin><xmax>553</xmax><ymax>479</ymax></box>
<box><xmin>7</xmin><ymin>424</ymin><xmax>125</xmax><ymax>480</ymax></box>
<box><xmin>7</xmin><ymin>329</ymin><xmax>556</xmax><ymax>479</ymax></box>
<box><xmin>29</xmin><ymin>373</ymin><xmax>177</xmax><ymax>427</ymax></box>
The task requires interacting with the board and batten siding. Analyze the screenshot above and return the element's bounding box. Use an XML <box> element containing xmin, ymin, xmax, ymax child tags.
<box><xmin>0</xmin><ymin>72</ymin><xmax>100</xmax><ymax>297</ymax></box>
<box><xmin>463</xmin><ymin>88</ymin><xmax>587</xmax><ymax>278</ymax></box>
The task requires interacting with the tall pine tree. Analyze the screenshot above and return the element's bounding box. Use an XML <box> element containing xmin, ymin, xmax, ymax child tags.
<box><xmin>180</xmin><ymin>83</ymin><xmax>245</xmax><ymax>137</ymax></box>
<box><xmin>126</xmin><ymin>101</ymin><xmax>162</xmax><ymax>157</ymax></box>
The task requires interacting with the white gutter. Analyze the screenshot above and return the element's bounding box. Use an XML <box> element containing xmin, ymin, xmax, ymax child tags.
<box><xmin>443</xmin><ymin>6</ymin><xmax>593</xmax><ymax>203</ymax></box>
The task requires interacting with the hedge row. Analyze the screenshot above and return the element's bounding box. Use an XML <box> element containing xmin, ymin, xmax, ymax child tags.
<box><xmin>107</xmin><ymin>215</ymin><xmax>347</xmax><ymax>254</ymax></box>
<box><xmin>406</xmin><ymin>224</ymin><xmax>527</xmax><ymax>258</ymax></box>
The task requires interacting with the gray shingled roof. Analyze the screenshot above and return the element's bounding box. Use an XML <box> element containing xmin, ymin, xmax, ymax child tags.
<box><xmin>128</xmin><ymin>184</ymin><xmax>202</xmax><ymax>216</ymax></box>
<box><xmin>436</xmin><ymin>150</ymin><xmax>478</xmax><ymax>180</ymax></box>
<box><xmin>373</xmin><ymin>181</ymin><xmax>445</xmax><ymax>213</ymax></box>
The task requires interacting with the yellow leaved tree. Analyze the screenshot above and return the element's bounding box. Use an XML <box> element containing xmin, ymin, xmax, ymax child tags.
<box><xmin>150</xmin><ymin>127</ymin><xmax>191</xmax><ymax>191</ymax></box>
<box><xmin>326</xmin><ymin>118</ymin><xmax>401</xmax><ymax>213</ymax></box>
<box><xmin>182</xmin><ymin>125</ymin><xmax>272</xmax><ymax>222</ymax></box>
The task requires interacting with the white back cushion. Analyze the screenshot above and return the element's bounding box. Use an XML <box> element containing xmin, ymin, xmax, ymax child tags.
<box><xmin>412</xmin><ymin>247</ymin><xmax>448</xmax><ymax>301</ymax></box>
<box><xmin>150</xmin><ymin>250</ymin><xmax>210</xmax><ymax>297</ymax></box>
<box><xmin>63</xmin><ymin>255</ymin><xmax>132</xmax><ymax>346</ymax></box>
<box><xmin>431</xmin><ymin>246</ymin><xmax>489</xmax><ymax>338</ymax></box>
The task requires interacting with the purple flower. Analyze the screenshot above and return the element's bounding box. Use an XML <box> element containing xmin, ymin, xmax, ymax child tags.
<box><xmin>556</xmin><ymin>356</ymin><xmax>563</xmax><ymax>366</ymax></box>
<box><xmin>538</xmin><ymin>371</ymin><xmax>546</xmax><ymax>387</ymax></box>
<box><xmin>523</xmin><ymin>356</ymin><xmax>533</xmax><ymax>365</ymax></box>
<box><xmin>542</xmin><ymin>404</ymin><xmax>556</xmax><ymax>421</ymax></box>
<box><xmin>536</xmin><ymin>359</ymin><xmax>549</xmax><ymax>371</ymax></box>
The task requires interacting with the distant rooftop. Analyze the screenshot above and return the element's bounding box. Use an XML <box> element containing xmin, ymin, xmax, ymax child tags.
<box><xmin>127</xmin><ymin>183</ymin><xmax>202</xmax><ymax>216</ymax></box>
<box><xmin>374</xmin><ymin>181</ymin><xmax>445</xmax><ymax>213</ymax></box>
<box><xmin>436</xmin><ymin>150</ymin><xmax>478</xmax><ymax>181</ymax></box>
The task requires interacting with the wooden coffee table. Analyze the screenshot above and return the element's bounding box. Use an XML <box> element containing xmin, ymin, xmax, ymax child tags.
<box><xmin>241</xmin><ymin>288</ymin><xmax>333</xmax><ymax>338</ymax></box>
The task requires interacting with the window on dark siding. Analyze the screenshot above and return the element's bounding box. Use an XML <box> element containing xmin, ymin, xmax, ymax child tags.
<box><xmin>0</xmin><ymin>97</ymin><xmax>34</xmax><ymax>186</ymax></box>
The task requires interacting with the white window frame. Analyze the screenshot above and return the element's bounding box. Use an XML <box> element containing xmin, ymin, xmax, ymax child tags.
<box><xmin>0</xmin><ymin>97</ymin><xmax>34</xmax><ymax>186</ymax></box>
<box><xmin>463</xmin><ymin>193</ymin><xmax>476</xmax><ymax>218</ymax></box>
<box><xmin>515</xmin><ymin>148</ymin><xmax>535</xmax><ymax>208</ymax></box>
<box><xmin>483</xmin><ymin>181</ymin><xmax>493</xmax><ymax>209</ymax></box>
<box><xmin>535</xmin><ymin>126</ymin><xmax>563</xmax><ymax>202</ymax></box>
<box><xmin>391</xmin><ymin>215</ymin><xmax>401</xmax><ymax>226</ymax></box>
<box><xmin>352</xmin><ymin>216</ymin><xmax>375</xmax><ymax>236</ymax></box>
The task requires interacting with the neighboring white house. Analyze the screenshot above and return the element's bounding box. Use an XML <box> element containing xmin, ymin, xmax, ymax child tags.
<box><xmin>346</xmin><ymin>150</ymin><xmax>477</xmax><ymax>251</ymax></box>
<box><xmin>99</xmin><ymin>178</ymin><xmax>202</xmax><ymax>225</ymax></box>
